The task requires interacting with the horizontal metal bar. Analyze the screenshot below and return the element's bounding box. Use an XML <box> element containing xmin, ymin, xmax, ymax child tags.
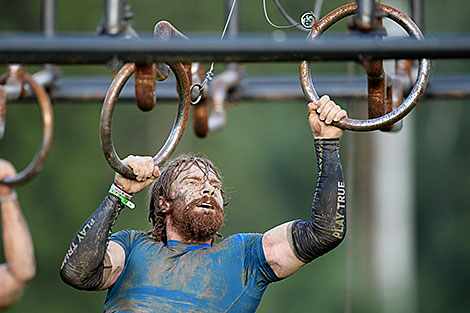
<box><xmin>45</xmin><ymin>74</ymin><xmax>470</xmax><ymax>102</ymax></box>
<box><xmin>1</xmin><ymin>36</ymin><xmax>470</xmax><ymax>64</ymax></box>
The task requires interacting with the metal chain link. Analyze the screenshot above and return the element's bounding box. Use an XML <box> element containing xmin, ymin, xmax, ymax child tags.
<box><xmin>190</xmin><ymin>0</ymin><xmax>238</xmax><ymax>104</ymax></box>
<box><xmin>191</xmin><ymin>0</ymin><xmax>321</xmax><ymax>104</ymax></box>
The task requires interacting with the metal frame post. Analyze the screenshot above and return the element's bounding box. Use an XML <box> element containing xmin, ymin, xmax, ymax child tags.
<box><xmin>41</xmin><ymin>0</ymin><xmax>56</xmax><ymax>37</ymax></box>
<box><xmin>103</xmin><ymin>0</ymin><xmax>124</xmax><ymax>35</ymax></box>
<box><xmin>355</xmin><ymin>0</ymin><xmax>377</xmax><ymax>30</ymax></box>
<box><xmin>225</xmin><ymin>0</ymin><xmax>240</xmax><ymax>39</ymax></box>
<box><xmin>411</xmin><ymin>0</ymin><xmax>424</xmax><ymax>30</ymax></box>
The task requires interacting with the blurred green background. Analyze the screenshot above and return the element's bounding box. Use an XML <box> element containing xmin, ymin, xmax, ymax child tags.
<box><xmin>1</xmin><ymin>0</ymin><xmax>469</xmax><ymax>312</ymax></box>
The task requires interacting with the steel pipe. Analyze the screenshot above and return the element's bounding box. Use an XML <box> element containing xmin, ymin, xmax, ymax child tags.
<box><xmin>226</xmin><ymin>0</ymin><xmax>240</xmax><ymax>39</ymax></box>
<box><xmin>208</xmin><ymin>64</ymin><xmax>243</xmax><ymax>134</ymax></box>
<box><xmin>43</xmin><ymin>74</ymin><xmax>470</xmax><ymax>102</ymax></box>
<box><xmin>41</xmin><ymin>0</ymin><xmax>56</xmax><ymax>37</ymax></box>
<box><xmin>411</xmin><ymin>0</ymin><xmax>424</xmax><ymax>30</ymax></box>
<box><xmin>355</xmin><ymin>0</ymin><xmax>377</xmax><ymax>31</ymax></box>
<box><xmin>38</xmin><ymin>73</ymin><xmax>470</xmax><ymax>103</ymax></box>
<box><xmin>352</xmin><ymin>4</ymin><xmax>388</xmax><ymax>121</ymax></box>
<box><xmin>103</xmin><ymin>0</ymin><xmax>124</xmax><ymax>35</ymax></box>
<box><xmin>1</xmin><ymin>36</ymin><xmax>470</xmax><ymax>64</ymax></box>
<box><xmin>364</xmin><ymin>58</ymin><xmax>387</xmax><ymax>119</ymax></box>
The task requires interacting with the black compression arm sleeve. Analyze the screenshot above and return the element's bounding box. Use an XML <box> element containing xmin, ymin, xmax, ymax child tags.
<box><xmin>290</xmin><ymin>138</ymin><xmax>346</xmax><ymax>263</ymax></box>
<box><xmin>59</xmin><ymin>194</ymin><xmax>124</xmax><ymax>290</ymax></box>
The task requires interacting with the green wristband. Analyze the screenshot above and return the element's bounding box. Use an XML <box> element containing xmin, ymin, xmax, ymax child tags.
<box><xmin>109</xmin><ymin>185</ymin><xmax>135</xmax><ymax>209</ymax></box>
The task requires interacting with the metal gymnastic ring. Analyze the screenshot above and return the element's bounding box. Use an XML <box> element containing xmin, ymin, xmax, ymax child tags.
<box><xmin>100</xmin><ymin>62</ymin><xmax>190</xmax><ymax>179</ymax></box>
<box><xmin>299</xmin><ymin>3</ymin><xmax>431</xmax><ymax>131</ymax></box>
<box><xmin>0</xmin><ymin>74</ymin><xmax>54</xmax><ymax>185</ymax></box>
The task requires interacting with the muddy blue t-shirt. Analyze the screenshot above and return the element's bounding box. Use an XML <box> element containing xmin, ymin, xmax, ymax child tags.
<box><xmin>104</xmin><ymin>230</ymin><xmax>279</xmax><ymax>313</ymax></box>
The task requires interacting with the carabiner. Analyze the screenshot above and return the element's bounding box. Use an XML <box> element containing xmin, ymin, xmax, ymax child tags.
<box><xmin>190</xmin><ymin>83</ymin><xmax>204</xmax><ymax>105</ymax></box>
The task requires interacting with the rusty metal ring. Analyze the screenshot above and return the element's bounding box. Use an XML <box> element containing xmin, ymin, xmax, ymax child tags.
<box><xmin>1</xmin><ymin>75</ymin><xmax>54</xmax><ymax>186</ymax></box>
<box><xmin>100</xmin><ymin>62</ymin><xmax>190</xmax><ymax>179</ymax></box>
<box><xmin>299</xmin><ymin>3</ymin><xmax>431</xmax><ymax>131</ymax></box>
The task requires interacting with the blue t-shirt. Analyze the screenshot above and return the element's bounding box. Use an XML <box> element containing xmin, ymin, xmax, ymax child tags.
<box><xmin>104</xmin><ymin>230</ymin><xmax>280</xmax><ymax>313</ymax></box>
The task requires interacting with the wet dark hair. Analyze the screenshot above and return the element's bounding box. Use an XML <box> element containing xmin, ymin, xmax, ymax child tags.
<box><xmin>148</xmin><ymin>155</ymin><xmax>228</xmax><ymax>243</ymax></box>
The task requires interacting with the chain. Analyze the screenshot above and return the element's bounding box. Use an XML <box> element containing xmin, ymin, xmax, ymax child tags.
<box><xmin>190</xmin><ymin>0</ymin><xmax>238</xmax><ymax>105</ymax></box>
<box><xmin>190</xmin><ymin>0</ymin><xmax>320</xmax><ymax>105</ymax></box>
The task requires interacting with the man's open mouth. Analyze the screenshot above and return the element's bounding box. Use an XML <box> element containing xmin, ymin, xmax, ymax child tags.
<box><xmin>197</xmin><ymin>203</ymin><xmax>213</xmax><ymax>210</ymax></box>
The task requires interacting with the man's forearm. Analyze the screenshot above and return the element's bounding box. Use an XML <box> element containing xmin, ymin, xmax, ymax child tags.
<box><xmin>0</xmin><ymin>191</ymin><xmax>35</xmax><ymax>304</ymax></box>
<box><xmin>290</xmin><ymin>138</ymin><xmax>346</xmax><ymax>263</ymax></box>
<box><xmin>59</xmin><ymin>193</ymin><xmax>124</xmax><ymax>290</ymax></box>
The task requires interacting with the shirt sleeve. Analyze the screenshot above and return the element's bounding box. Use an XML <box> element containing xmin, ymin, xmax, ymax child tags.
<box><xmin>109</xmin><ymin>229</ymin><xmax>136</xmax><ymax>257</ymax></box>
<box><xmin>237</xmin><ymin>233</ymin><xmax>280</xmax><ymax>285</ymax></box>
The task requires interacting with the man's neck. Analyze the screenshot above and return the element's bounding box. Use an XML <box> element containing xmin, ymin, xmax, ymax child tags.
<box><xmin>166</xmin><ymin>224</ymin><xmax>212</xmax><ymax>245</ymax></box>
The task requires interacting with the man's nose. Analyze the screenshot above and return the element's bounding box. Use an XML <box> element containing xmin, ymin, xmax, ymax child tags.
<box><xmin>201</xmin><ymin>182</ymin><xmax>215</xmax><ymax>196</ymax></box>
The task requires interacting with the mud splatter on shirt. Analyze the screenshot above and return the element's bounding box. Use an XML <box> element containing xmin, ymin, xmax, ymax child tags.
<box><xmin>104</xmin><ymin>230</ymin><xmax>279</xmax><ymax>313</ymax></box>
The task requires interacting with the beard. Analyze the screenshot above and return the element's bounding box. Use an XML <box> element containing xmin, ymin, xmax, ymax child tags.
<box><xmin>170</xmin><ymin>195</ymin><xmax>224</xmax><ymax>242</ymax></box>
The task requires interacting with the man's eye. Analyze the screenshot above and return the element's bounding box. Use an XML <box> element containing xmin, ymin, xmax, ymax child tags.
<box><xmin>187</xmin><ymin>181</ymin><xmax>196</xmax><ymax>186</ymax></box>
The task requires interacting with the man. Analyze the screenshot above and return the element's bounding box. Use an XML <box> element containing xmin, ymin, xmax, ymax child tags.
<box><xmin>0</xmin><ymin>160</ymin><xmax>36</xmax><ymax>311</ymax></box>
<box><xmin>60</xmin><ymin>95</ymin><xmax>347</xmax><ymax>312</ymax></box>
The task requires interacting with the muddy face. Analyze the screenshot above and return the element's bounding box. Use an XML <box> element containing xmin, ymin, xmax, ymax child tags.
<box><xmin>167</xmin><ymin>164</ymin><xmax>225</xmax><ymax>242</ymax></box>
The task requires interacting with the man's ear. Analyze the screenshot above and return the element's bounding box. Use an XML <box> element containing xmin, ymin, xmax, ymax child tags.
<box><xmin>158</xmin><ymin>196</ymin><xmax>170</xmax><ymax>213</ymax></box>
